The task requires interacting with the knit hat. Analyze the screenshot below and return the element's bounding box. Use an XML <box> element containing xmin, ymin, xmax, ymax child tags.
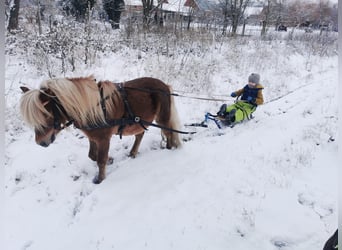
<box><xmin>248</xmin><ymin>73</ymin><xmax>260</xmax><ymax>84</ymax></box>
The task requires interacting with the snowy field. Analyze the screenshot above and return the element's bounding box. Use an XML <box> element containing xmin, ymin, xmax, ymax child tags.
<box><xmin>5</xmin><ymin>24</ymin><xmax>338</xmax><ymax>250</ymax></box>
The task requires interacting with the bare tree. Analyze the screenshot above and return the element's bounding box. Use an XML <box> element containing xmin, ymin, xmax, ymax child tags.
<box><xmin>261</xmin><ymin>0</ymin><xmax>271</xmax><ymax>36</ymax></box>
<box><xmin>220</xmin><ymin>0</ymin><xmax>230</xmax><ymax>35</ymax></box>
<box><xmin>141</xmin><ymin>0</ymin><xmax>154</xmax><ymax>29</ymax></box>
<box><xmin>141</xmin><ymin>0</ymin><xmax>165</xmax><ymax>29</ymax></box>
<box><xmin>62</xmin><ymin>0</ymin><xmax>96</xmax><ymax>21</ymax></box>
<box><xmin>36</xmin><ymin>0</ymin><xmax>42</xmax><ymax>35</ymax></box>
<box><xmin>219</xmin><ymin>0</ymin><xmax>250</xmax><ymax>36</ymax></box>
<box><xmin>103</xmin><ymin>0</ymin><xmax>125</xmax><ymax>29</ymax></box>
<box><xmin>186</xmin><ymin>7</ymin><xmax>195</xmax><ymax>30</ymax></box>
<box><xmin>231</xmin><ymin>0</ymin><xmax>249</xmax><ymax>35</ymax></box>
<box><xmin>7</xmin><ymin>0</ymin><xmax>21</xmax><ymax>32</ymax></box>
<box><xmin>5</xmin><ymin>0</ymin><xmax>10</xmax><ymax>21</ymax></box>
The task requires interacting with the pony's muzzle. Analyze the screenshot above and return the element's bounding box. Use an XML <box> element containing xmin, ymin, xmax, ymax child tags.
<box><xmin>39</xmin><ymin>141</ymin><xmax>49</xmax><ymax>147</ymax></box>
<box><xmin>38</xmin><ymin>134</ymin><xmax>55</xmax><ymax>147</ymax></box>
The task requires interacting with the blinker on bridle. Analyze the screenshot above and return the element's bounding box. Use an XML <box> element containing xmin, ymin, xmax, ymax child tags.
<box><xmin>50</xmin><ymin>98</ymin><xmax>73</xmax><ymax>130</ymax></box>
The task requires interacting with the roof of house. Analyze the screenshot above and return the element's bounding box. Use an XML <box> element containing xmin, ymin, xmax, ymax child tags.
<box><xmin>163</xmin><ymin>0</ymin><xmax>191</xmax><ymax>13</ymax></box>
<box><xmin>193</xmin><ymin>0</ymin><xmax>217</xmax><ymax>10</ymax></box>
<box><xmin>124</xmin><ymin>0</ymin><xmax>221</xmax><ymax>13</ymax></box>
<box><xmin>124</xmin><ymin>0</ymin><xmax>144</xmax><ymax>6</ymax></box>
<box><xmin>244</xmin><ymin>6</ymin><xmax>263</xmax><ymax>16</ymax></box>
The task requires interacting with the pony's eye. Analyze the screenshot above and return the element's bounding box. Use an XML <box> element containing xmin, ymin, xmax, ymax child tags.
<box><xmin>35</xmin><ymin>125</ymin><xmax>49</xmax><ymax>132</ymax></box>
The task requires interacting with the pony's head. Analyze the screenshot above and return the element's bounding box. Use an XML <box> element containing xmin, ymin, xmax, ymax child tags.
<box><xmin>19</xmin><ymin>86</ymin><xmax>68</xmax><ymax>147</ymax></box>
<box><xmin>20</xmin><ymin>76</ymin><xmax>106</xmax><ymax>147</ymax></box>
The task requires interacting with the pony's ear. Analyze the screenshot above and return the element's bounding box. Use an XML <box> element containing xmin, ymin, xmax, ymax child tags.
<box><xmin>20</xmin><ymin>86</ymin><xmax>30</xmax><ymax>93</ymax></box>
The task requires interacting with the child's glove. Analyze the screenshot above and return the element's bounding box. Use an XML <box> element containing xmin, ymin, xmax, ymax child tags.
<box><xmin>231</xmin><ymin>92</ymin><xmax>237</xmax><ymax>97</ymax></box>
<box><xmin>247</xmin><ymin>96</ymin><xmax>255</xmax><ymax>103</ymax></box>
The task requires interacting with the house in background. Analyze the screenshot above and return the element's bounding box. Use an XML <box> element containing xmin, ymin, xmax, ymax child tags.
<box><xmin>184</xmin><ymin>0</ymin><xmax>219</xmax><ymax>12</ymax></box>
<box><xmin>244</xmin><ymin>5</ymin><xmax>263</xmax><ymax>25</ymax></box>
<box><xmin>123</xmin><ymin>0</ymin><xmax>220</xmax><ymax>23</ymax></box>
<box><xmin>122</xmin><ymin>0</ymin><xmax>264</xmax><ymax>27</ymax></box>
<box><xmin>163</xmin><ymin>0</ymin><xmax>221</xmax><ymax>24</ymax></box>
<box><xmin>124</xmin><ymin>0</ymin><xmax>144</xmax><ymax>17</ymax></box>
<box><xmin>162</xmin><ymin>0</ymin><xmax>192</xmax><ymax>20</ymax></box>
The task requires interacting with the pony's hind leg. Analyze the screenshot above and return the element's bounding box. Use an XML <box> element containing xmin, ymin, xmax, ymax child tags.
<box><xmin>129</xmin><ymin>132</ymin><xmax>144</xmax><ymax>158</ymax></box>
<box><xmin>160</xmin><ymin>130</ymin><xmax>171</xmax><ymax>149</ymax></box>
<box><xmin>168</xmin><ymin>98</ymin><xmax>181</xmax><ymax>148</ymax></box>
<box><xmin>162</xmin><ymin>130</ymin><xmax>180</xmax><ymax>149</ymax></box>
<box><xmin>157</xmin><ymin>88</ymin><xmax>181</xmax><ymax>149</ymax></box>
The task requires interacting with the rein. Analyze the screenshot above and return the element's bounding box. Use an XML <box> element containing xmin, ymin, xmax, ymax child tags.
<box><xmin>123</xmin><ymin>86</ymin><xmax>231</xmax><ymax>102</ymax></box>
<box><xmin>50</xmin><ymin>85</ymin><xmax>242</xmax><ymax>134</ymax></box>
<box><xmin>171</xmin><ymin>93</ymin><xmax>230</xmax><ymax>102</ymax></box>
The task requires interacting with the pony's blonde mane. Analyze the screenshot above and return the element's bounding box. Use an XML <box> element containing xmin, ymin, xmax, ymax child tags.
<box><xmin>20</xmin><ymin>76</ymin><xmax>114</xmax><ymax>131</ymax></box>
<box><xmin>20</xmin><ymin>89</ymin><xmax>52</xmax><ymax>131</ymax></box>
<box><xmin>42</xmin><ymin>76</ymin><xmax>107</xmax><ymax>127</ymax></box>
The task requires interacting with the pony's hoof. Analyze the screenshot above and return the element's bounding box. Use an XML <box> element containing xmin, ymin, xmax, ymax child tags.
<box><xmin>129</xmin><ymin>152</ymin><xmax>137</xmax><ymax>158</ymax></box>
<box><xmin>107</xmin><ymin>157</ymin><xmax>114</xmax><ymax>165</ymax></box>
<box><xmin>93</xmin><ymin>176</ymin><xmax>103</xmax><ymax>184</ymax></box>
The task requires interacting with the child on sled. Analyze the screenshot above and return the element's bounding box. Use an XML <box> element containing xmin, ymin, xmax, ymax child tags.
<box><xmin>217</xmin><ymin>73</ymin><xmax>264</xmax><ymax>126</ymax></box>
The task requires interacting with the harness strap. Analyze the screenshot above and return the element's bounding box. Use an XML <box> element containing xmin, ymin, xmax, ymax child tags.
<box><xmin>140</xmin><ymin>120</ymin><xmax>196</xmax><ymax>135</ymax></box>
<box><xmin>99</xmin><ymin>86</ymin><xmax>107</xmax><ymax>119</ymax></box>
<box><xmin>116</xmin><ymin>83</ymin><xmax>148</xmax><ymax>138</ymax></box>
<box><xmin>118</xmin><ymin>83</ymin><xmax>133</xmax><ymax>118</ymax></box>
<box><xmin>116</xmin><ymin>84</ymin><xmax>194</xmax><ymax>135</ymax></box>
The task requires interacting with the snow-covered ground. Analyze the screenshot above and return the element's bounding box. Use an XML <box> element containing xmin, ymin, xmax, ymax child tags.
<box><xmin>5</xmin><ymin>26</ymin><xmax>338</xmax><ymax>250</ymax></box>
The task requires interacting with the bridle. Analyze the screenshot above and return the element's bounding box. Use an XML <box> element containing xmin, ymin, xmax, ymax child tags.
<box><xmin>50</xmin><ymin>98</ymin><xmax>73</xmax><ymax>130</ymax></box>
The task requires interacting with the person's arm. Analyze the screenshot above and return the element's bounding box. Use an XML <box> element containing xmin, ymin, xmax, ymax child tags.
<box><xmin>255</xmin><ymin>89</ymin><xmax>264</xmax><ymax>105</ymax></box>
<box><xmin>231</xmin><ymin>88</ymin><xmax>244</xmax><ymax>97</ymax></box>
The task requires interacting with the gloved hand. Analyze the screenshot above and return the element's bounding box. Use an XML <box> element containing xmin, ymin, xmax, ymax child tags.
<box><xmin>231</xmin><ymin>92</ymin><xmax>237</xmax><ymax>97</ymax></box>
<box><xmin>247</xmin><ymin>96</ymin><xmax>255</xmax><ymax>103</ymax></box>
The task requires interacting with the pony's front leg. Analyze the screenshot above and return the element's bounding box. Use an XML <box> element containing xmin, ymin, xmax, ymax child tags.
<box><xmin>88</xmin><ymin>139</ymin><xmax>97</xmax><ymax>161</ymax></box>
<box><xmin>89</xmin><ymin>139</ymin><xmax>113</xmax><ymax>164</ymax></box>
<box><xmin>129</xmin><ymin>132</ymin><xmax>144</xmax><ymax>158</ymax></box>
<box><xmin>93</xmin><ymin>139</ymin><xmax>111</xmax><ymax>184</ymax></box>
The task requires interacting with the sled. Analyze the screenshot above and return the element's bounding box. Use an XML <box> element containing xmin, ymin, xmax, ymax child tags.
<box><xmin>185</xmin><ymin>112</ymin><xmax>230</xmax><ymax>129</ymax></box>
<box><xmin>185</xmin><ymin>112</ymin><xmax>254</xmax><ymax>129</ymax></box>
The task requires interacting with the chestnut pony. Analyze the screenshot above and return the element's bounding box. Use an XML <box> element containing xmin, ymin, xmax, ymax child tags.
<box><xmin>20</xmin><ymin>76</ymin><xmax>181</xmax><ymax>183</ymax></box>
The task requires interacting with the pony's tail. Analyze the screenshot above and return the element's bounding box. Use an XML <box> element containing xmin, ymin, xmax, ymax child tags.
<box><xmin>168</xmin><ymin>87</ymin><xmax>182</xmax><ymax>148</ymax></box>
